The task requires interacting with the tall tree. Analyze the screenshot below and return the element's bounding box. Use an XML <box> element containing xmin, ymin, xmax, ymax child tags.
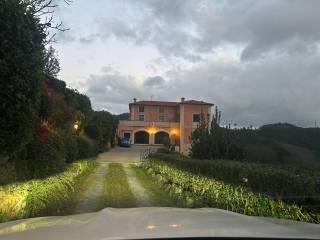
<box><xmin>0</xmin><ymin>0</ymin><xmax>46</xmax><ymax>159</ymax></box>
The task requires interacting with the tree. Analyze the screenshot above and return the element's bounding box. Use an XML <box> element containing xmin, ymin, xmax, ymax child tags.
<box><xmin>0</xmin><ymin>0</ymin><xmax>46</xmax><ymax>159</ymax></box>
<box><xmin>43</xmin><ymin>46</ymin><xmax>60</xmax><ymax>77</ymax></box>
<box><xmin>190</xmin><ymin>106</ymin><xmax>246</xmax><ymax>160</ymax></box>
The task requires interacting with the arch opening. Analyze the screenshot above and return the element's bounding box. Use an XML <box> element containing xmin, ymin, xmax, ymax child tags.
<box><xmin>155</xmin><ymin>131</ymin><xmax>170</xmax><ymax>145</ymax></box>
<box><xmin>134</xmin><ymin>131</ymin><xmax>149</xmax><ymax>144</ymax></box>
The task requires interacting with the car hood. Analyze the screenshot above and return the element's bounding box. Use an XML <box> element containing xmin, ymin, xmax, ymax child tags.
<box><xmin>0</xmin><ymin>207</ymin><xmax>319</xmax><ymax>240</ymax></box>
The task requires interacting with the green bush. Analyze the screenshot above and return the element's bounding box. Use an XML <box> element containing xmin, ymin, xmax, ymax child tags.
<box><xmin>27</xmin><ymin>131</ymin><xmax>66</xmax><ymax>177</ymax></box>
<box><xmin>150</xmin><ymin>153</ymin><xmax>320</xmax><ymax>207</ymax></box>
<box><xmin>0</xmin><ymin>160</ymin><xmax>96</xmax><ymax>222</ymax></box>
<box><xmin>76</xmin><ymin>135</ymin><xmax>98</xmax><ymax>159</ymax></box>
<box><xmin>143</xmin><ymin>159</ymin><xmax>318</xmax><ymax>223</ymax></box>
<box><xmin>0</xmin><ymin>0</ymin><xmax>45</xmax><ymax>158</ymax></box>
<box><xmin>63</xmin><ymin>133</ymin><xmax>79</xmax><ymax>163</ymax></box>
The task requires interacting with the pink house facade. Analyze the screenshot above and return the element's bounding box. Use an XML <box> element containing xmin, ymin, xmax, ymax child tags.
<box><xmin>117</xmin><ymin>98</ymin><xmax>214</xmax><ymax>154</ymax></box>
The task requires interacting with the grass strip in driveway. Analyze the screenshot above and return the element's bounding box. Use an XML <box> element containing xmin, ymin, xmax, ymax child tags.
<box><xmin>131</xmin><ymin>164</ymin><xmax>178</xmax><ymax>207</ymax></box>
<box><xmin>103</xmin><ymin>163</ymin><xmax>136</xmax><ymax>207</ymax></box>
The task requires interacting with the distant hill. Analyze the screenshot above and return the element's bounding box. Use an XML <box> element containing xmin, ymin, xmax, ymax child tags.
<box><xmin>260</xmin><ymin>122</ymin><xmax>299</xmax><ymax>129</ymax></box>
<box><xmin>114</xmin><ymin>113</ymin><xmax>130</xmax><ymax>121</ymax></box>
<box><xmin>237</xmin><ymin>123</ymin><xmax>320</xmax><ymax>169</ymax></box>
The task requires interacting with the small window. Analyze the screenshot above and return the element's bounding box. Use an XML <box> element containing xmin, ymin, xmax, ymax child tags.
<box><xmin>193</xmin><ymin>114</ymin><xmax>201</xmax><ymax>122</ymax></box>
<box><xmin>139</xmin><ymin>106</ymin><xmax>144</xmax><ymax>112</ymax></box>
<box><xmin>159</xmin><ymin>115</ymin><xmax>165</xmax><ymax>122</ymax></box>
<box><xmin>159</xmin><ymin>106</ymin><xmax>164</xmax><ymax>113</ymax></box>
<box><xmin>139</xmin><ymin>115</ymin><xmax>144</xmax><ymax>121</ymax></box>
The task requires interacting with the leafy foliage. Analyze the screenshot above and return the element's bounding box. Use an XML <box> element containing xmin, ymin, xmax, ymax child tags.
<box><xmin>76</xmin><ymin>135</ymin><xmax>98</xmax><ymax>159</ymax></box>
<box><xmin>43</xmin><ymin>46</ymin><xmax>60</xmax><ymax>77</ymax></box>
<box><xmin>0</xmin><ymin>160</ymin><xmax>96</xmax><ymax>222</ymax></box>
<box><xmin>0</xmin><ymin>0</ymin><xmax>45</xmax><ymax>157</ymax></box>
<box><xmin>190</xmin><ymin>107</ymin><xmax>246</xmax><ymax>160</ymax></box>
<box><xmin>143</xmin><ymin>158</ymin><xmax>318</xmax><ymax>223</ymax></box>
<box><xmin>150</xmin><ymin>153</ymin><xmax>320</xmax><ymax>208</ymax></box>
<box><xmin>85</xmin><ymin>111</ymin><xmax>117</xmax><ymax>151</ymax></box>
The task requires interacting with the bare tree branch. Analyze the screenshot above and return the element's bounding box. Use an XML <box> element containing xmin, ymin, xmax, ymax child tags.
<box><xmin>23</xmin><ymin>0</ymin><xmax>71</xmax><ymax>44</ymax></box>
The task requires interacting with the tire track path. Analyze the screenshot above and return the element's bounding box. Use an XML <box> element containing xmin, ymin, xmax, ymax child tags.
<box><xmin>73</xmin><ymin>163</ymin><xmax>108</xmax><ymax>214</ymax></box>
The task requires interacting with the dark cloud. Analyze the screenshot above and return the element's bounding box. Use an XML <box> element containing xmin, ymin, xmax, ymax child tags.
<box><xmin>92</xmin><ymin>0</ymin><xmax>320</xmax><ymax>60</ymax></box>
<box><xmin>144</xmin><ymin>76</ymin><xmax>165</xmax><ymax>87</ymax></box>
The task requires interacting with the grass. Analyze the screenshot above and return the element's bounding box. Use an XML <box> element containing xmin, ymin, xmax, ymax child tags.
<box><xmin>103</xmin><ymin>163</ymin><xmax>136</xmax><ymax>207</ymax></box>
<box><xmin>131</xmin><ymin>164</ymin><xmax>178</xmax><ymax>207</ymax></box>
<box><xmin>143</xmin><ymin>159</ymin><xmax>320</xmax><ymax>223</ymax></box>
<box><xmin>0</xmin><ymin>159</ymin><xmax>97</xmax><ymax>223</ymax></box>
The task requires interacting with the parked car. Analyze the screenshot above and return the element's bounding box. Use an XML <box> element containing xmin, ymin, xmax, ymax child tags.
<box><xmin>119</xmin><ymin>137</ymin><xmax>131</xmax><ymax>147</ymax></box>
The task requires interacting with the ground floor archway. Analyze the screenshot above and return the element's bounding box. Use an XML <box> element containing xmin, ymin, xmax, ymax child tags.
<box><xmin>134</xmin><ymin>131</ymin><xmax>149</xmax><ymax>144</ymax></box>
<box><xmin>154</xmin><ymin>131</ymin><xmax>170</xmax><ymax>144</ymax></box>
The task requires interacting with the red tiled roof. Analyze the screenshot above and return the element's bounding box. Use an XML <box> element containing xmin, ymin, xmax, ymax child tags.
<box><xmin>180</xmin><ymin>100</ymin><xmax>214</xmax><ymax>106</ymax></box>
<box><xmin>130</xmin><ymin>100</ymin><xmax>214</xmax><ymax>106</ymax></box>
<box><xmin>130</xmin><ymin>100</ymin><xmax>179</xmax><ymax>106</ymax></box>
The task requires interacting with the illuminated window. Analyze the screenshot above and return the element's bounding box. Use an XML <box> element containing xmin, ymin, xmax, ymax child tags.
<box><xmin>139</xmin><ymin>115</ymin><xmax>144</xmax><ymax>121</ymax></box>
<box><xmin>139</xmin><ymin>106</ymin><xmax>144</xmax><ymax>112</ymax></box>
<box><xmin>193</xmin><ymin>114</ymin><xmax>201</xmax><ymax>122</ymax></box>
<box><xmin>159</xmin><ymin>115</ymin><xmax>165</xmax><ymax>122</ymax></box>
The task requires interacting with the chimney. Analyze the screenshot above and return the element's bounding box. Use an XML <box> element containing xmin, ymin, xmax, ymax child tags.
<box><xmin>181</xmin><ymin>97</ymin><xmax>185</xmax><ymax>102</ymax></box>
<box><xmin>133</xmin><ymin>98</ymin><xmax>137</xmax><ymax>103</ymax></box>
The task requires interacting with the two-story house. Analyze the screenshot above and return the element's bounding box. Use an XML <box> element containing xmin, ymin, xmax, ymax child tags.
<box><xmin>117</xmin><ymin>97</ymin><xmax>214</xmax><ymax>154</ymax></box>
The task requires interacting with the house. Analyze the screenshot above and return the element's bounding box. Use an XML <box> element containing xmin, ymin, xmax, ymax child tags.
<box><xmin>117</xmin><ymin>97</ymin><xmax>214</xmax><ymax>154</ymax></box>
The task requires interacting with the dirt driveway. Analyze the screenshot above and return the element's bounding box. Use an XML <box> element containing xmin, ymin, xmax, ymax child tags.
<box><xmin>97</xmin><ymin>145</ymin><xmax>160</xmax><ymax>163</ymax></box>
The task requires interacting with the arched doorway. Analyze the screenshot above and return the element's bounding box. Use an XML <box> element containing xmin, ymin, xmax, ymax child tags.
<box><xmin>134</xmin><ymin>131</ymin><xmax>149</xmax><ymax>144</ymax></box>
<box><xmin>155</xmin><ymin>131</ymin><xmax>170</xmax><ymax>144</ymax></box>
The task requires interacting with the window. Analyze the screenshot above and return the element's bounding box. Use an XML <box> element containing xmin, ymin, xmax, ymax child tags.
<box><xmin>139</xmin><ymin>115</ymin><xmax>144</xmax><ymax>121</ymax></box>
<box><xmin>139</xmin><ymin>106</ymin><xmax>144</xmax><ymax>112</ymax></box>
<box><xmin>193</xmin><ymin>114</ymin><xmax>201</xmax><ymax>122</ymax></box>
<box><xmin>159</xmin><ymin>106</ymin><xmax>164</xmax><ymax>113</ymax></box>
<box><xmin>159</xmin><ymin>115</ymin><xmax>165</xmax><ymax>122</ymax></box>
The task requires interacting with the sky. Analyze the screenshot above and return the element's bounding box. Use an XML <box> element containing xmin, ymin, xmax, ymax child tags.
<box><xmin>52</xmin><ymin>0</ymin><xmax>320</xmax><ymax>127</ymax></box>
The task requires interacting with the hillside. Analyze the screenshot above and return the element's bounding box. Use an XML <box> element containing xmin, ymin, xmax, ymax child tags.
<box><xmin>238</xmin><ymin>123</ymin><xmax>320</xmax><ymax>169</ymax></box>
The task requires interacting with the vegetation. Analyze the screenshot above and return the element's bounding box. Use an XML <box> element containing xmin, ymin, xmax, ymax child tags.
<box><xmin>190</xmin><ymin>106</ymin><xmax>320</xmax><ymax>168</ymax></box>
<box><xmin>143</xmin><ymin>158</ymin><xmax>319</xmax><ymax>223</ymax></box>
<box><xmin>0</xmin><ymin>0</ymin><xmax>46</xmax><ymax>158</ymax></box>
<box><xmin>190</xmin><ymin>106</ymin><xmax>246</xmax><ymax>160</ymax></box>
<box><xmin>103</xmin><ymin>164</ymin><xmax>136</xmax><ymax>207</ymax></box>
<box><xmin>0</xmin><ymin>1</ymin><xmax>117</xmax><ymax>185</ymax></box>
<box><xmin>0</xmin><ymin>160</ymin><xmax>96</xmax><ymax>222</ymax></box>
<box><xmin>150</xmin><ymin>153</ymin><xmax>320</xmax><ymax>208</ymax></box>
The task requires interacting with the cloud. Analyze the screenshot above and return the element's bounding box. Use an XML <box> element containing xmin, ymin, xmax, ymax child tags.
<box><xmin>90</xmin><ymin>0</ymin><xmax>320</xmax><ymax>61</ymax></box>
<box><xmin>144</xmin><ymin>76</ymin><xmax>165</xmax><ymax>87</ymax></box>
<box><xmin>55</xmin><ymin>0</ymin><xmax>320</xmax><ymax>127</ymax></box>
<box><xmin>162</xmin><ymin>53</ymin><xmax>320</xmax><ymax>127</ymax></box>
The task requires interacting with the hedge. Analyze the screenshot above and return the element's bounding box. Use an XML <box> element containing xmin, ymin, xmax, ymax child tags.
<box><xmin>0</xmin><ymin>160</ymin><xmax>96</xmax><ymax>222</ymax></box>
<box><xmin>143</xmin><ymin>159</ymin><xmax>319</xmax><ymax>223</ymax></box>
<box><xmin>149</xmin><ymin>153</ymin><xmax>320</xmax><ymax>206</ymax></box>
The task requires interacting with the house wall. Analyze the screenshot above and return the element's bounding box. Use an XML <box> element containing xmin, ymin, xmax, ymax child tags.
<box><xmin>180</xmin><ymin>104</ymin><xmax>211</xmax><ymax>154</ymax></box>
<box><xmin>131</xmin><ymin>105</ymin><xmax>179</xmax><ymax>122</ymax></box>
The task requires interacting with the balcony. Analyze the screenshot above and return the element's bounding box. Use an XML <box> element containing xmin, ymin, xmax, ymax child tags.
<box><xmin>119</xmin><ymin>120</ymin><xmax>179</xmax><ymax>128</ymax></box>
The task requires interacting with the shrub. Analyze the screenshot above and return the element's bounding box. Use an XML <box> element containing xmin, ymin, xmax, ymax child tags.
<box><xmin>76</xmin><ymin>135</ymin><xmax>98</xmax><ymax>159</ymax></box>
<box><xmin>0</xmin><ymin>160</ymin><xmax>96</xmax><ymax>222</ymax></box>
<box><xmin>27</xmin><ymin>131</ymin><xmax>66</xmax><ymax>177</ymax></box>
<box><xmin>150</xmin><ymin>153</ymin><xmax>320</xmax><ymax>207</ymax></box>
<box><xmin>63</xmin><ymin>133</ymin><xmax>79</xmax><ymax>163</ymax></box>
<box><xmin>143</xmin><ymin>159</ymin><xmax>318</xmax><ymax>223</ymax></box>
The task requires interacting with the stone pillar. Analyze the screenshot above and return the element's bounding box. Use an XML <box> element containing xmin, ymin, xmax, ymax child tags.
<box><xmin>149</xmin><ymin>133</ymin><xmax>154</xmax><ymax>145</ymax></box>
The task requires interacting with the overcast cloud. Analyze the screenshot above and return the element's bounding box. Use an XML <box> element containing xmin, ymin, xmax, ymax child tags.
<box><xmin>55</xmin><ymin>0</ymin><xmax>320</xmax><ymax>127</ymax></box>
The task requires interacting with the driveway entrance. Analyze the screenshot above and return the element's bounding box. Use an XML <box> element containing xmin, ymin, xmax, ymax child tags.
<box><xmin>97</xmin><ymin>145</ymin><xmax>160</xmax><ymax>163</ymax></box>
